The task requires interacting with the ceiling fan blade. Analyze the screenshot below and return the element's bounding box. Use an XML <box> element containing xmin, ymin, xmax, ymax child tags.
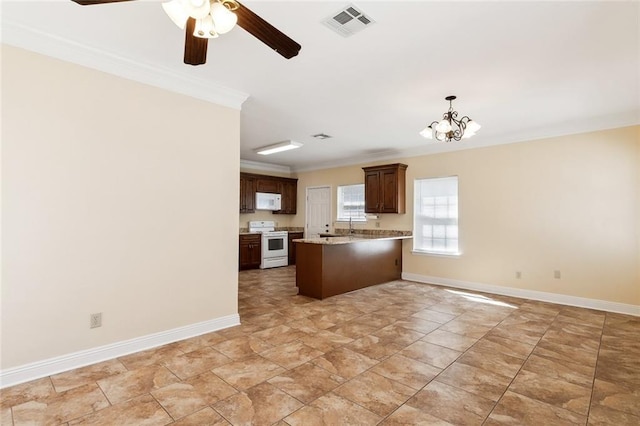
<box><xmin>71</xmin><ymin>0</ymin><xmax>136</xmax><ymax>5</ymax></box>
<box><xmin>184</xmin><ymin>18</ymin><xmax>208</xmax><ymax>65</ymax></box>
<box><xmin>235</xmin><ymin>2</ymin><xmax>301</xmax><ymax>59</ymax></box>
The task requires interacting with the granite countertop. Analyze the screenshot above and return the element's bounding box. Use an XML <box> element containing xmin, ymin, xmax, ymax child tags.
<box><xmin>293</xmin><ymin>234</ymin><xmax>413</xmax><ymax>245</ymax></box>
<box><xmin>239</xmin><ymin>227</ymin><xmax>304</xmax><ymax>235</ymax></box>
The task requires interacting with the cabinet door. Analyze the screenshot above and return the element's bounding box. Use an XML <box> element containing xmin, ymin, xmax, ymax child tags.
<box><xmin>239</xmin><ymin>235</ymin><xmax>261</xmax><ymax>270</ymax></box>
<box><xmin>380</xmin><ymin>169</ymin><xmax>398</xmax><ymax>213</ymax></box>
<box><xmin>239</xmin><ymin>175</ymin><xmax>255</xmax><ymax>213</ymax></box>
<box><xmin>249</xmin><ymin>239</ymin><xmax>262</xmax><ymax>266</ymax></box>
<box><xmin>276</xmin><ymin>180</ymin><xmax>297</xmax><ymax>214</ymax></box>
<box><xmin>256</xmin><ymin>178</ymin><xmax>279</xmax><ymax>193</ymax></box>
<box><xmin>286</xmin><ymin>181</ymin><xmax>297</xmax><ymax>214</ymax></box>
<box><xmin>364</xmin><ymin>171</ymin><xmax>381</xmax><ymax>213</ymax></box>
<box><xmin>362</xmin><ymin>164</ymin><xmax>407</xmax><ymax>214</ymax></box>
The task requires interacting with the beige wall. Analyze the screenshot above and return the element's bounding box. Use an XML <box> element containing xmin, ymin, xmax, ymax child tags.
<box><xmin>293</xmin><ymin>126</ymin><xmax>640</xmax><ymax>306</ymax></box>
<box><xmin>1</xmin><ymin>46</ymin><xmax>240</xmax><ymax>369</ymax></box>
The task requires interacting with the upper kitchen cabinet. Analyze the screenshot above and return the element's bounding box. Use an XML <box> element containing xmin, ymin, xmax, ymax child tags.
<box><xmin>256</xmin><ymin>177</ymin><xmax>280</xmax><ymax>193</ymax></box>
<box><xmin>240</xmin><ymin>172</ymin><xmax>297</xmax><ymax>215</ymax></box>
<box><xmin>362</xmin><ymin>163</ymin><xmax>408</xmax><ymax>214</ymax></box>
<box><xmin>274</xmin><ymin>178</ymin><xmax>297</xmax><ymax>215</ymax></box>
<box><xmin>239</xmin><ymin>173</ymin><xmax>256</xmax><ymax>213</ymax></box>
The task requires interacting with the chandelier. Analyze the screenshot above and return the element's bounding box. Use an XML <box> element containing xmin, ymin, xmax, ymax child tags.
<box><xmin>420</xmin><ymin>96</ymin><xmax>481</xmax><ymax>142</ymax></box>
<box><xmin>162</xmin><ymin>0</ymin><xmax>239</xmax><ymax>39</ymax></box>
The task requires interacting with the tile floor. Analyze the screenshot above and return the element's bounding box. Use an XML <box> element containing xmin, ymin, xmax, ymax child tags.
<box><xmin>2</xmin><ymin>266</ymin><xmax>639</xmax><ymax>425</ymax></box>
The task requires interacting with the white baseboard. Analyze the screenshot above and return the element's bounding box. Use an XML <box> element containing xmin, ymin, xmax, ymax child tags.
<box><xmin>401</xmin><ymin>273</ymin><xmax>640</xmax><ymax>317</ymax></box>
<box><xmin>0</xmin><ymin>314</ymin><xmax>240</xmax><ymax>389</ymax></box>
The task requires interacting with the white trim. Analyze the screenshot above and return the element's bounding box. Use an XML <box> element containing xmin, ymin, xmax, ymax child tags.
<box><xmin>411</xmin><ymin>250</ymin><xmax>462</xmax><ymax>258</ymax></box>
<box><xmin>402</xmin><ymin>272</ymin><xmax>640</xmax><ymax>317</ymax></box>
<box><xmin>0</xmin><ymin>314</ymin><xmax>240</xmax><ymax>389</ymax></box>
<box><xmin>240</xmin><ymin>159</ymin><xmax>291</xmax><ymax>174</ymax></box>
<box><xmin>2</xmin><ymin>20</ymin><xmax>249</xmax><ymax>110</ymax></box>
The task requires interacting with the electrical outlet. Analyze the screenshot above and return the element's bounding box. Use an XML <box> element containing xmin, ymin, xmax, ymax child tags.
<box><xmin>375</xmin><ymin>221</ymin><xmax>380</xmax><ymax>228</ymax></box>
<box><xmin>554</xmin><ymin>270</ymin><xmax>561</xmax><ymax>279</ymax></box>
<box><xmin>516</xmin><ymin>271</ymin><xmax>522</xmax><ymax>279</ymax></box>
<box><xmin>90</xmin><ymin>313</ymin><xmax>102</xmax><ymax>329</ymax></box>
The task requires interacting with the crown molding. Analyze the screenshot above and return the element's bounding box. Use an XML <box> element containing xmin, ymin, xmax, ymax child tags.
<box><xmin>240</xmin><ymin>159</ymin><xmax>291</xmax><ymax>174</ymax></box>
<box><xmin>1</xmin><ymin>19</ymin><xmax>250</xmax><ymax>110</ymax></box>
<box><xmin>291</xmin><ymin>121</ymin><xmax>640</xmax><ymax>173</ymax></box>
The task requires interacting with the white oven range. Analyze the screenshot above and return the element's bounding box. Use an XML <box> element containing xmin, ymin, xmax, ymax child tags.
<box><xmin>248</xmin><ymin>221</ymin><xmax>288</xmax><ymax>269</ymax></box>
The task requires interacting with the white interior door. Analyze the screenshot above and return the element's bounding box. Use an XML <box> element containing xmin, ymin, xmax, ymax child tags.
<box><xmin>306</xmin><ymin>186</ymin><xmax>331</xmax><ymax>238</ymax></box>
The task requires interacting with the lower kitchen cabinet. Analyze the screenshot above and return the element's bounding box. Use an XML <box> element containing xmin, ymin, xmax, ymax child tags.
<box><xmin>239</xmin><ymin>234</ymin><xmax>261</xmax><ymax>270</ymax></box>
<box><xmin>288</xmin><ymin>232</ymin><xmax>304</xmax><ymax>265</ymax></box>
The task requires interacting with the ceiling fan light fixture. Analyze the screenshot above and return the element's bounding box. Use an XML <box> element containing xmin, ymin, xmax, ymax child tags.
<box><xmin>211</xmin><ymin>1</ymin><xmax>238</xmax><ymax>34</ymax></box>
<box><xmin>74</xmin><ymin>0</ymin><xmax>301</xmax><ymax>67</ymax></box>
<box><xmin>185</xmin><ymin>0</ymin><xmax>211</xmax><ymax>19</ymax></box>
<box><xmin>162</xmin><ymin>0</ymin><xmax>189</xmax><ymax>29</ymax></box>
<box><xmin>194</xmin><ymin>15</ymin><xmax>219</xmax><ymax>38</ymax></box>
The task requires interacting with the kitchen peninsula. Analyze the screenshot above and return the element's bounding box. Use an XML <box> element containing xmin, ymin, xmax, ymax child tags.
<box><xmin>294</xmin><ymin>233</ymin><xmax>412</xmax><ymax>299</ymax></box>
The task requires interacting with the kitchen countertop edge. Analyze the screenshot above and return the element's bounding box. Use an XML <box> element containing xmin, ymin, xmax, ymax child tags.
<box><xmin>293</xmin><ymin>235</ymin><xmax>413</xmax><ymax>245</ymax></box>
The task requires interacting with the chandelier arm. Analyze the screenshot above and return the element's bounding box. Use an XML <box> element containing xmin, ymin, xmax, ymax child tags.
<box><xmin>449</xmin><ymin>110</ymin><xmax>460</xmax><ymax>126</ymax></box>
<box><xmin>450</xmin><ymin>129</ymin><xmax>463</xmax><ymax>141</ymax></box>
<box><xmin>419</xmin><ymin>96</ymin><xmax>478</xmax><ymax>142</ymax></box>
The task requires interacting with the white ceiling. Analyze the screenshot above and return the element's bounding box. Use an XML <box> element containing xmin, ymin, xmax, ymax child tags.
<box><xmin>3</xmin><ymin>1</ymin><xmax>639</xmax><ymax>172</ymax></box>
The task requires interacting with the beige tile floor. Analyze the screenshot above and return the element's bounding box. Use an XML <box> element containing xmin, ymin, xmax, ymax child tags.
<box><xmin>2</xmin><ymin>266</ymin><xmax>639</xmax><ymax>425</ymax></box>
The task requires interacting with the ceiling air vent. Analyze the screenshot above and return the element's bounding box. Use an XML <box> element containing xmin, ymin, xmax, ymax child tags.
<box><xmin>312</xmin><ymin>133</ymin><xmax>332</xmax><ymax>140</ymax></box>
<box><xmin>322</xmin><ymin>4</ymin><xmax>376</xmax><ymax>38</ymax></box>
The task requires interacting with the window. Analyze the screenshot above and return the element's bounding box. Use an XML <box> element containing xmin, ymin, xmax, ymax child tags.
<box><xmin>337</xmin><ymin>184</ymin><xmax>366</xmax><ymax>221</ymax></box>
<box><xmin>413</xmin><ymin>176</ymin><xmax>459</xmax><ymax>254</ymax></box>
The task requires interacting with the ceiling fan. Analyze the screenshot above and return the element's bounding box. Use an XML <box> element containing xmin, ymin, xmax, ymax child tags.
<box><xmin>71</xmin><ymin>0</ymin><xmax>302</xmax><ymax>66</ymax></box>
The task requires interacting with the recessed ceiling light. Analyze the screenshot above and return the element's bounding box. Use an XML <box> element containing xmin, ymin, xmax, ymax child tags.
<box><xmin>312</xmin><ymin>133</ymin><xmax>332</xmax><ymax>140</ymax></box>
<box><xmin>255</xmin><ymin>140</ymin><xmax>303</xmax><ymax>155</ymax></box>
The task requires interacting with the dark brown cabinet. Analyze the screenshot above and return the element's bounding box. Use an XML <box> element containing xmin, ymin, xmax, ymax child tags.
<box><xmin>274</xmin><ymin>179</ymin><xmax>297</xmax><ymax>215</ymax></box>
<box><xmin>362</xmin><ymin>163</ymin><xmax>408</xmax><ymax>214</ymax></box>
<box><xmin>239</xmin><ymin>174</ymin><xmax>256</xmax><ymax>213</ymax></box>
<box><xmin>240</xmin><ymin>172</ymin><xmax>297</xmax><ymax>215</ymax></box>
<box><xmin>288</xmin><ymin>232</ymin><xmax>304</xmax><ymax>265</ymax></box>
<box><xmin>256</xmin><ymin>177</ymin><xmax>280</xmax><ymax>193</ymax></box>
<box><xmin>239</xmin><ymin>234</ymin><xmax>261</xmax><ymax>270</ymax></box>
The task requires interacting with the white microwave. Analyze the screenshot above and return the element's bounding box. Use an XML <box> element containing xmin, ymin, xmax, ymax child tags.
<box><xmin>256</xmin><ymin>192</ymin><xmax>282</xmax><ymax>211</ymax></box>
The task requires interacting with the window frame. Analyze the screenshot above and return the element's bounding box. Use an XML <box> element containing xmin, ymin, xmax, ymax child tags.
<box><xmin>412</xmin><ymin>176</ymin><xmax>461</xmax><ymax>256</ymax></box>
<box><xmin>336</xmin><ymin>183</ymin><xmax>367</xmax><ymax>222</ymax></box>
